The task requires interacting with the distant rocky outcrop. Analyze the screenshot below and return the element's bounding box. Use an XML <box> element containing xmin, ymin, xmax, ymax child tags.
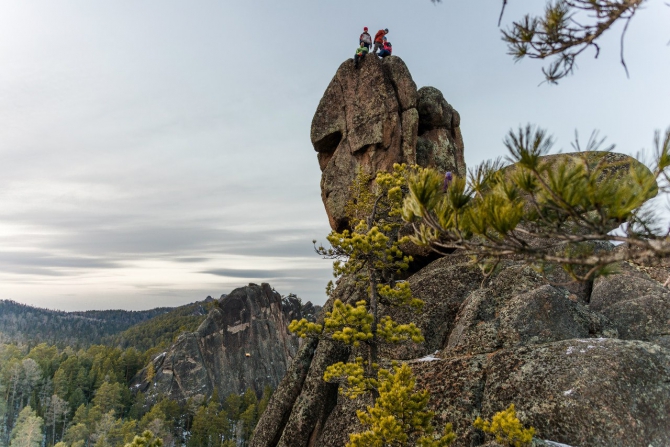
<box><xmin>134</xmin><ymin>284</ymin><xmax>319</xmax><ymax>402</ymax></box>
<box><xmin>311</xmin><ymin>55</ymin><xmax>465</xmax><ymax>232</ymax></box>
<box><xmin>251</xmin><ymin>58</ymin><xmax>670</xmax><ymax>447</ymax></box>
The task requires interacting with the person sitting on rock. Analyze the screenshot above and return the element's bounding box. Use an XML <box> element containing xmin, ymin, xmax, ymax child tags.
<box><xmin>359</xmin><ymin>27</ymin><xmax>372</xmax><ymax>52</ymax></box>
<box><xmin>354</xmin><ymin>42</ymin><xmax>369</xmax><ymax>69</ymax></box>
<box><xmin>378</xmin><ymin>40</ymin><xmax>392</xmax><ymax>58</ymax></box>
<box><xmin>373</xmin><ymin>28</ymin><xmax>388</xmax><ymax>54</ymax></box>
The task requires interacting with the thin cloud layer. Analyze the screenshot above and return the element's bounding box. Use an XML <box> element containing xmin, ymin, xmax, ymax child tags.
<box><xmin>0</xmin><ymin>0</ymin><xmax>668</xmax><ymax>310</ymax></box>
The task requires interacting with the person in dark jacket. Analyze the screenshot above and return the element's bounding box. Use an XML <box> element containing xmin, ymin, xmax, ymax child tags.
<box><xmin>373</xmin><ymin>28</ymin><xmax>388</xmax><ymax>54</ymax></box>
<box><xmin>359</xmin><ymin>27</ymin><xmax>372</xmax><ymax>51</ymax></box>
<box><xmin>378</xmin><ymin>40</ymin><xmax>392</xmax><ymax>58</ymax></box>
<box><xmin>354</xmin><ymin>42</ymin><xmax>369</xmax><ymax>69</ymax></box>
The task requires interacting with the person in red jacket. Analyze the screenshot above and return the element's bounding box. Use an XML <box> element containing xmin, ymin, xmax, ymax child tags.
<box><xmin>359</xmin><ymin>27</ymin><xmax>372</xmax><ymax>52</ymax></box>
<box><xmin>378</xmin><ymin>39</ymin><xmax>392</xmax><ymax>58</ymax></box>
<box><xmin>373</xmin><ymin>28</ymin><xmax>388</xmax><ymax>55</ymax></box>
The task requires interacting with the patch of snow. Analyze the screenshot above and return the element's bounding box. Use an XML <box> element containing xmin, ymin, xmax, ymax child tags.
<box><xmin>544</xmin><ymin>441</ymin><xmax>575</xmax><ymax>447</ymax></box>
<box><xmin>153</xmin><ymin>352</ymin><xmax>166</xmax><ymax>361</ymax></box>
<box><xmin>416</xmin><ymin>354</ymin><xmax>440</xmax><ymax>362</ymax></box>
<box><xmin>565</xmin><ymin>346</ymin><xmax>574</xmax><ymax>355</ymax></box>
<box><xmin>563</xmin><ymin>389</ymin><xmax>573</xmax><ymax>396</ymax></box>
<box><xmin>577</xmin><ymin>338</ymin><xmax>605</xmax><ymax>343</ymax></box>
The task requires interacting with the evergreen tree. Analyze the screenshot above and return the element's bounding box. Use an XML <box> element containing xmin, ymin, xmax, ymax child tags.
<box><xmin>9</xmin><ymin>406</ymin><xmax>43</xmax><ymax>447</ymax></box>
<box><xmin>348</xmin><ymin>364</ymin><xmax>455</xmax><ymax>447</ymax></box>
<box><xmin>404</xmin><ymin>126</ymin><xmax>670</xmax><ymax>281</ymax></box>
<box><xmin>290</xmin><ymin>165</ymin><xmax>453</xmax><ymax>446</ymax></box>
<box><xmin>238</xmin><ymin>404</ymin><xmax>256</xmax><ymax>446</ymax></box>
<box><xmin>188</xmin><ymin>400</ymin><xmax>229</xmax><ymax>447</ymax></box>
<box><xmin>124</xmin><ymin>430</ymin><xmax>162</xmax><ymax>447</ymax></box>
<box><xmin>92</xmin><ymin>382</ymin><xmax>123</xmax><ymax>416</ymax></box>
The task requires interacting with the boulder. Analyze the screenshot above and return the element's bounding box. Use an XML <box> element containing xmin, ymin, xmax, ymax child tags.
<box><xmin>590</xmin><ymin>273</ymin><xmax>668</xmax><ymax>311</ymax></box>
<box><xmin>599</xmin><ymin>294</ymin><xmax>670</xmax><ymax>349</ymax></box>
<box><xmin>135</xmin><ymin>283</ymin><xmax>305</xmax><ymax>403</ymax></box>
<box><xmin>311</xmin><ymin>56</ymin><xmax>464</xmax><ymax>231</ymax></box>
<box><xmin>416</xmin><ymin>87</ymin><xmax>466</xmax><ymax>177</ymax></box>
<box><xmin>446</xmin><ymin>265</ymin><xmax>616</xmax><ymax>355</ymax></box>
<box><xmin>590</xmin><ymin>271</ymin><xmax>670</xmax><ymax>348</ymax></box>
<box><xmin>380</xmin><ymin>254</ymin><xmax>485</xmax><ymax>359</ymax></box>
<box><xmin>413</xmin><ymin>339</ymin><xmax>670</xmax><ymax>447</ymax></box>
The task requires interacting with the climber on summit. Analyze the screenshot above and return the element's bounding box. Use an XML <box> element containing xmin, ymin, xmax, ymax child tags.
<box><xmin>354</xmin><ymin>42</ymin><xmax>368</xmax><ymax>69</ymax></box>
<box><xmin>373</xmin><ymin>28</ymin><xmax>388</xmax><ymax>55</ymax></box>
<box><xmin>359</xmin><ymin>27</ymin><xmax>372</xmax><ymax>51</ymax></box>
<box><xmin>378</xmin><ymin>39</ymin><xmax>392</xmax><ymax>58</ymax></box>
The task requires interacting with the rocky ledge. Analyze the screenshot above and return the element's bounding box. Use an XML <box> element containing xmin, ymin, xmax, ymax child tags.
<box><xmin>134</xmin><ymin>283</ymin><xmax>318</xmax><ymax>403</ymax></box>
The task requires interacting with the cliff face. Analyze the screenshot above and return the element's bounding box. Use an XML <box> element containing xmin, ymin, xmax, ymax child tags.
<box><xmin>136</xmin><ymin>283</ymin><xmax>313</xmax><ymax>402</ymax></box>
<box><xmin>250</xmin><ymin>57</ymin><xmax>670</xmax><ymax>447</ymax></box>
<box><xmin>311</xmin><ymin>55</ymin><xmax>464</xmax><ymax>232</ymax></box>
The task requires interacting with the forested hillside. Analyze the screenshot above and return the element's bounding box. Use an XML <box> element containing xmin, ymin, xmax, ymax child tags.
<box><xmin>0</xmin><ymin>342</ymin><xmax>269</xmax><ymax>447</ymax></box>
<box><xmin>0</xmin><ymin>301</ymin><xmax>173</xmax><ymax>348</ymax></box>
<box><xmin>102</xmin><ymin>299</ymin><xmax>218</xmax><ymax>358</ymax></box>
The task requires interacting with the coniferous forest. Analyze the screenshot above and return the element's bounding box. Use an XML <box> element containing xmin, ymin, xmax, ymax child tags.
<box><xmin>0</xmin><ymin>300</ymin><xmax>270</xmax><ymax>447</ymax></box>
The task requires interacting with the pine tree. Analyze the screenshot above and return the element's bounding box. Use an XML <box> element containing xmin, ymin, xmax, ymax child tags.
<box><xmin>145</xmin><ymin>363</ymin><xmax>155</xmax><ymax>384</ymax></box>
<box><xmin>238</xmin><ymin>403</ymin><xmax>257</xmax><ymax>446</ymax></box>
<box><xmin>124</xmin><ymin>430</ymin><xmax>162</xmax><ymax>447</ymax></box>
<box><xmin>290</xmin><ymin>165</ymin><xmax>454</xmax><ymax>446</ymax></box>
<box><xmin>188</xmin><ymin>400</ymin><xmax>229</xmax><ymax>447</ymax></box>
<box><xmin>404</xmin><ymin>126</ymin><xmax>670</xmax><ymax>282</ymax></box>
<box><xmin>473</xmin><ymin>404</ymin><xmax>535</xmax><ymax>447</ymax></box>
<box><xmin>348</xmin><ymin>364</ymin><xmax>455</xmax><ymax>447</ymax></box>
<box><xmin>9</xmin><ymin>406</ymin><xmax>43</xmax><ymax>447</ymax></box>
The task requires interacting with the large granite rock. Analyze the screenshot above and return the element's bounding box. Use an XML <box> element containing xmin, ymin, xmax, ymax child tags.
<box><xmin>445</xmin><ymin>265</ymin><xmax>616</xmax><ymax>356</ymax></box>
<box><xmin>251</xmin><ymin>253</ymin><xmax>670</xmax><ymax>447</ymax></box>
<box><xmin>253</xmin><ymin>59</ymin><xmax>670</xmax><ymax>447</ymax></box>
<box><xmin>311</xmin><ymin>56</ymin><xmax>464</xmax><ymax>231</ymax></box>
<box><xmin>135</xmin><ymin>283</ymin><xmax>313</xmax><ymax>402</ymax></box>
<box><xmin>591</xmin><ymin>272</ymin><xmax>670</xmax><ymax>349</ymax></box>
<box><xmin>416</xmin><ymin>86</ymin><xmax>466</xmax><ymax>178</ymax></box>
<box><xmin>414</xmin><ymin>339</ymin><xmax>670</xmax><ymax>447</ymax></box>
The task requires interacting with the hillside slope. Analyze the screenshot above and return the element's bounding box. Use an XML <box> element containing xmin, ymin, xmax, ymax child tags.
<box><xmin>0</xmin><ymin>300</ymin><xmax>172</xmax><ymax>347</ymax></box>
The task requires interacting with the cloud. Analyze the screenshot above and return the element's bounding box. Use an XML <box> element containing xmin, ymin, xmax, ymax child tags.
<box><xmin>200</xmin><ymin>268</ymin><xmax>285</xmax><ymax>279</ymax></box>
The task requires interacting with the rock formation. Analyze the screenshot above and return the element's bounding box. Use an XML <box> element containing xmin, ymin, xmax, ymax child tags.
<box><xmin>251</xmin><ymin>57</ymin><xmax>670</xmax><ymax>447</ymax></box>
<box><xmin>311</xmin><ymin>55</ymin><xmax>465</xmax><ymax>232</ymax></box>
<box><xmin>134</xmin><ymin>283</ymin><xmax>318</xmax><ymax>402</ymax></box>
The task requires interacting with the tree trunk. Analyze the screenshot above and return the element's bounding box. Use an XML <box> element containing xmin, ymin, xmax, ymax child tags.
<box><xmin>368</xmin><ymin>266</ymin><xmax>380</xmax><ymax>399</ymax></box>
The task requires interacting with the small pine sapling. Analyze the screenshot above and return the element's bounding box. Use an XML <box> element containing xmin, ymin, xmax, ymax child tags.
<box><xmin>123</xmin><ymin>430</ymin><xmax>163</xmax><ymax>447</ymax></box>
<box><xmin>289</xmin><ymin>164</ymin><xmax>454</xmax><ymax>446</ymax></box>
<box><xmin>473</xmin><ymin>404</ymin><xmax>535</xmax><ymax>447</ymax></box>
<box><xmin>348</xmin><ymin>363</ymin><xmax>456</xmax><ymax>447</ymax></box>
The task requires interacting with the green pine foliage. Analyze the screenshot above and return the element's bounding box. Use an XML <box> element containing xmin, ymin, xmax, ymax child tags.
<box><xmin>290</xmin><ymin>164</ymin><xmax>454</xmax><ymax>446</ymax></box>
<box><xmin>473</xmin><ymin>404</ymin><xmax>535</xmax><ymax>447</ymax></box>
<box><xmin>404</xmin><ymin>126</ymin><xmax>670</xmax><ymax>281</ymax></box>
<box><xmin>0</xmin><ymin>342</ymin><xmax>272</xmax><ymax>447</ymax></box>
<box><xmin>124</xmin><ymin>430</ymin><xmax>163</xmax><ymax>447</ymax></box>
<box><xmin>349</xmin><ymin>364</ymin><xmax>456</xmax><ymax>447</ymax></box>
<box><xmin>106</xmin><ymin>301</ymin><xmax>217</xmax><ymax>354</ymax></box>
<box><xmin>9</xmin><ymin>406</ymin><xmax>43</xmax><ymax>447</ymax></box>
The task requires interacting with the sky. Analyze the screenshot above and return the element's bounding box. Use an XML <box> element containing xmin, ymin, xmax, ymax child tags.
<box><xmin>0</xmin><ymin>0</ymin><xmax>668</xmax><ymax>311</ymax></box>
